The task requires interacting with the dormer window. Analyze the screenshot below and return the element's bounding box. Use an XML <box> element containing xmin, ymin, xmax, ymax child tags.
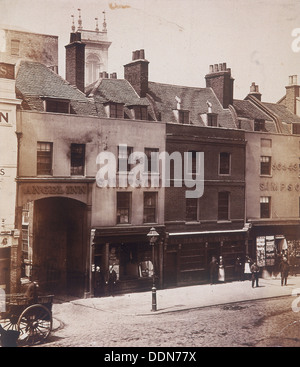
<box><xmin>179</xmin><ymin>110</ymin><xmax>190</xmax><ymax>124</ymax></box>
<box><xmin>133</xmin><ymin>105</ymin><xmax>148</xmax><ymax>120</ymax></box>
<box><xmin>45</xmin><ymin>98</ymin><xmax>70</xmax><ymax>114</ymax></box>
<box><xmin>207</xmin><ymin>113</ymin><xmax>218</xmax><ymax>127</ymax></box>
<box><xmin>109</xmin><ymin>103</ymin><xmax>124</xmax><ymax>118</ymax></box>
<box><xmin>254</xmin><ymin>119</ymin><xmax>266</xmax><ymax>132</ymax></box>
<box><xmin>11</xmin><ymin>39</ymin><xmax>20</xmax><ymax>56</ymax></box>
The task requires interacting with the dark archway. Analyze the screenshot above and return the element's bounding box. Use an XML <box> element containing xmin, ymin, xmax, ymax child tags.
<box><xmin>32</xmin><ymin>197</ymin><xmax>87</xmax><ymax>297</ymax></box>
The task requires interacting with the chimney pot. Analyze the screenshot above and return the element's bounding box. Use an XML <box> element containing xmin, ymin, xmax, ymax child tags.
<box><xmin>293</xmin><ymin>75</ymin><xmax>298</xmax><ymax>85</ymax></box>
<box><xmin>214</xmin><ymin>64</ymin><xmax>219</xmax><ymax>72</ymax></box>
<box><xmin>139</xmin><ymin>49</ymin><xmax>145</xmax><ymax>59</ymax></box>
<box><xmin>209</xmin><ymin>65</ymin><xmax>214</xmax><ymax>73</ymax></box>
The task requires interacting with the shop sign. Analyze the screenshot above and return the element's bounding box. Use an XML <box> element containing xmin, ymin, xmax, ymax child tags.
<box><xmin>256</xmin><ymin>236</ymin><xmax>266</xmax><ymax>267</ymax></box>
<box><xmin>260</xmin><ymin>182</ymin><xmax>300</xmax><ymax>192</ymax></box>
<box><xmin>0</xmin><ymin>63</ymin><xmax>14</xmax><ymax>80</ymax></box>
<box><xmin>22</xmin><ymin>185</ymin><xmax>87</xmax><ymax>195</ymax></box>
<box><xmin>265</xmin><ymin>236</ymin><xmax>275</xmax><ymax>266</ymax></box>
<box><xmin>256</xmin><ymin>236</ymin><xmax>276</xmax><ymax>267</ymax></box>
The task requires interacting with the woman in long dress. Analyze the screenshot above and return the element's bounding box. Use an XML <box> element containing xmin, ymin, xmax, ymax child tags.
<box><xmin>218</xmin><ymin>256</ymin><xmax>225</xmax><ymax>282</ymax></box>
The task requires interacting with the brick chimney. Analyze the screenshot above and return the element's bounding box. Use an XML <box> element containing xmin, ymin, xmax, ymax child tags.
<box><xmin>124</xmin><ymin>49</ymin><xmax>149</xmax><ymax>97</ymax></box>
<box><xmin>285</xmin><ymin>75</ymin><xmax>300</xmax><ymax>114</ymax></box>
<box><xmin>248</xmin><ymin>82</ymin><xmax>262</xmax><ymax>101</ymax></box>
<box><xmin>205</xmin><ymin>63</ymin><xmax>234</xmax><ymax>108</ymax></box>
<box><xmin>65</xmin><ymin>32</ymin><xmax>85</xmax><ymax>92</ymax></box>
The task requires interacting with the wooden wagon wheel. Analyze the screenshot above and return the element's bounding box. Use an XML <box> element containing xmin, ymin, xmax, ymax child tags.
<box><xmin>0</xmin><ymin>314</ymin><xmax>19</xmax><ymax>331</ymax></box>
<box><xmin>17</xmin><ymin>304</ymin><xmax>52</xmax><ymax>345</ymax></box>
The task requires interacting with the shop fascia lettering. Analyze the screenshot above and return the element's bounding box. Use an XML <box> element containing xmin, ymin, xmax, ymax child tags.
<box><xmin>260</xmin><ymin>182</ymin><xmax>300</xmax><ymax>192</ymax></box>
<box><xmin>23</xmin><ymin>185</ymin><xmax>86</xmax><ymax>195</ymax></box>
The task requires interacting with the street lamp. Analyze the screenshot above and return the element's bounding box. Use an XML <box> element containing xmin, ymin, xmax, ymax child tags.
<box><xmin>147</xmin><ymin>227</ymin><xmax>159</xmax><ymax>311</ymax></box>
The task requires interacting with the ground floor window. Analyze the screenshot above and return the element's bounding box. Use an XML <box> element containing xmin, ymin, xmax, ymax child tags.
<box><xmin>117</xmin><ymin>242</ymin><xmax>153</xmax><ymax>280</ymax></box>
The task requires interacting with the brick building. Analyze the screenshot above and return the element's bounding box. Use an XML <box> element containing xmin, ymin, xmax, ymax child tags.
<box><xmin>2</xmin><ymin>17</ymin><xmax>300</xmax><ymax>297</ymax></box>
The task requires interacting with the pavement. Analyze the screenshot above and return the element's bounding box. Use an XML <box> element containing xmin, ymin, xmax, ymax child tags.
<box><xmin>52</xmin><ymin>274</ymin><xmax>300</xmax><ymax>329</ymax></box>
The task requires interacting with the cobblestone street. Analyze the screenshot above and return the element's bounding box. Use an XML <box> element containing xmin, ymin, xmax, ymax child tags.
<box><xmin>41</xmin><ymin>284</ymin><xmax>300</xmax><ymax>348</ymax></box>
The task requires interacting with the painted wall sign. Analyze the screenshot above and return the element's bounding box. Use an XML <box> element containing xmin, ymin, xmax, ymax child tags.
<box><xmin>260</xmin><ymin>182</ymin><xmax>300</xmax><ymax>192</ymax></box>
<box><xmin>22</xmin><ymin>185</ymin><xmax>87</xmax><ymax>195</ymax></box>
<box><xmin>0</xmin><ymin>111</ymin><xmax>10</xmax><ymax>124</ymax></box>
<box><xmin>0</xmin><ymin>63</ymin><xmax>15</xmax><ymax>80</ymax></box>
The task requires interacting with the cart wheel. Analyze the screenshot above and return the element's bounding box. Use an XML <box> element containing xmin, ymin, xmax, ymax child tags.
<box><xmin>17</xmin><ymin>304</ymin><xmax>52</xmax><ymax>345</ymax></box>
<box><xmin>0</xmin><ymin>314</ymin><xmax>19</xmax><ymax>331</ymax></box>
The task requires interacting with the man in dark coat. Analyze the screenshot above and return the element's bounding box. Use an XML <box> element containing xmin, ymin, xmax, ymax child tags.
<box><xmin>251</xmin><ymin>262</ymin><xmax>260</xmax><ymax>288</ymax></box>
<box><xmin>209</xmin><ymin>257</ymin><xmax>218</xmax><ymax>284</ymax></box>
<box><xmin>280</xmin><ymin>257</ymin><xmax>289</xmax><ymax>286</ymax></box>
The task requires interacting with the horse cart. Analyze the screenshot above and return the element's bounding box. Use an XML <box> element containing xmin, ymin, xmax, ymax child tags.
<box><xmin>0</xmin><ymin>292</ymin><xmax>54</xmax><ymax>346</ymax></box>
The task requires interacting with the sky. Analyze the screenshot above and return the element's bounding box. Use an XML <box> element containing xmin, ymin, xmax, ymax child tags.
<box><xmin>1</xmin><ymin>0</ymin><xmax>300</xmax><ymax>102</ymax></box>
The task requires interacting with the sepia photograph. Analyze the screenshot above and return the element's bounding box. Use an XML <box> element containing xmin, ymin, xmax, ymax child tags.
<box><xmin>1</xmin><ymin>0</ymin><xmax>300</xmax><ymax>352</ymax></box>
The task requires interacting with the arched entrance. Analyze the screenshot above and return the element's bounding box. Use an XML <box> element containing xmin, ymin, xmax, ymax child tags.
<box><xmin>31</xmin><ymin>197</ymin><xmax>88</xmax><ymax>297</ymax></box>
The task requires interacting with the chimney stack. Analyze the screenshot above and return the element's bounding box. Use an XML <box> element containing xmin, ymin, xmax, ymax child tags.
<box><xmin>65</xmin><ymin>32</ymin><xmax>85</xmax><ymax>92</ymax></box>
<box><xmin>124</xmin><ymin>49</ymin><xmax>149</xmax><ymax>98</ymax></box>
<box><xmin>248</xmin><ymin>82</ymin><xmax>262</xmax><ymax>101</ymax></box>
<box><xmin>285</xmin><ymin>75</ymin><xmax>300</xmax><ymax>114</ymax></box>
<box><xmin>205</xmin><ymin>63</ymin><xmax>234</xmax><ymax>108</ymax></box>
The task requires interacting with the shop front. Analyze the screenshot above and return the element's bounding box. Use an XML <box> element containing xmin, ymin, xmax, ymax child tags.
<box><xmin>249</xmin><ymin>221</ymin><xmax>300</xmax><ymax>277</ymax></box>
<box><xmin>91</xmin><ymin>225</ymin><xmax>165</xmax><ymax>296</ymax></box>
<box><xmin>163</xmin><ymin>229</ymin><xmax>249</xmax><ymax>287</ymax></box>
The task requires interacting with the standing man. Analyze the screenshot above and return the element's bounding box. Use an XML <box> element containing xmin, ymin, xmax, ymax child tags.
<box><xmin>251</xmin><ymin>262</ymin><xmax>260</xmax><ymax>288</ymax></box>
<box><xmin>280</xmin><ymin>257</ymin><xmax>289</xmax><ymax>286</ymax></box>
<box><xmin>209</xmin><ymin>256</ymin><xmax>218</xmax><ymax>285</ymax></box>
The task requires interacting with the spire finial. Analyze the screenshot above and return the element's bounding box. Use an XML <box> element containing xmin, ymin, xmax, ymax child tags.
<box><xmin>71</xmin><ymin>14</ymin><xmax>76</xmax><ymax>32</ymax></box>
<box><xmin>95</xmin><ymin>17</ymin><xmax>99</xmax><ymax>32</ymax></box>
<box><xmin>78</xmin><ymin>8</ymin><xmax>83</xmax><ymax>31</ymax></box>
<box><xmin>102</xmin><ymin>11</ymin><xmax>107</xmax><ymax>32</ymax></box>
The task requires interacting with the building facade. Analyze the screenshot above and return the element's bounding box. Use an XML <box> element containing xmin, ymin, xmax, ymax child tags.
<box><xmin>0</xmin><ymin>62</ymin><xmax>21</xmax><ymax>293</ymax></box>
<box><xmin>3</xmin><ymin>20</ymin><xmax>300</xmax><ymax>298</ymax></box>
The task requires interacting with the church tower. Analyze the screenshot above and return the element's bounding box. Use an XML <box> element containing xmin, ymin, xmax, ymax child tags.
<box><xmin>72</xmin><ymin>9</ymin><xmax>112</xmax><ymax>87</ymax></box>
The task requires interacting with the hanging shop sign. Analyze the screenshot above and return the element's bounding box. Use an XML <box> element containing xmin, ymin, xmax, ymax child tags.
<box><xmin>256</xmin><ymin>236</ymin><xmax>266</xmax><ymax>267</ymax></box>
<box><xmin>256</xmin><ymin>236</ymin><xmax>276</xmax><ymax>267</ymax></box>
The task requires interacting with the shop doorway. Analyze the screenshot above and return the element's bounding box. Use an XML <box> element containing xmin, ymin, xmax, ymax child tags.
<box><xmin>32</xmin><ymin>197</ymin><xmax>87</xmax><ymax>297</ymax></box>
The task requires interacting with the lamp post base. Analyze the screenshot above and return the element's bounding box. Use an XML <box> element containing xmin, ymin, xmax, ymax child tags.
<box><xmin>151</xmin><ymin>286</ymin><xmax>157</xmax><ymax>311</ymax></box>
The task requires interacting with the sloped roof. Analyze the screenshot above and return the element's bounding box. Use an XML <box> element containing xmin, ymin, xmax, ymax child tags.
<box><xmin>89</xmin><ymin>78</ymin><xmax>150</xmax><ymax>107</ymax></box>
<box><xmin>262</xmin><ymin>102</ymin><xmax>300</xmax><ymax>124</ymax></box>
<box><xmin>233</xmin><ymin>99</ymin><xmax>271</xmax><ymax>121</ymax></box>
<box><xmin>16</xmin><ymin>61</ymin><xmax>97</xmax><ymax>116</ymax></box>
<box><xmin>147</xmin><ymin>81</ymin><xmax>236</xmax><ymax>128</ymax></box>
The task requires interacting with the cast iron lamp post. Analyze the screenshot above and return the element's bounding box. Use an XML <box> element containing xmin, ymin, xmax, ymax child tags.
<box><xmin>147</xmin><ymin>227</ymin><xmax>159</xmax><ymax>311</ymax></box>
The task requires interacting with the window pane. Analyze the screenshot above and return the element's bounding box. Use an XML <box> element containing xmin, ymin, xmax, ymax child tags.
<box><xmin>118</xmin><ymin>145</ymin><xmax>133</xmax><ymax>172</ymax></box>
<box><xmin>260</xmin><ymin>196</ymin><xmax>270</xmax><ymax>218</ymax></box>
<box><xmin>46</xmin><ymin>100</ymin><xmax>69</xmax><ymax>113</ymax></box>
<box><xmin>143</xmin><ymin>192</ymin><xmax>157</xmax><ymax>223</ymax></box>
<box><xmin>37</xmin><ymin>142</ymin><xmax>52</xmax><ymax>175</ymax></box>
<box><xmin>117</xmin><ymin>192</ymin><xmax>131</xmax><ymax>224</ymax></box>
<box><xmin>186</xmin><ymin>198</ymin><xmax>198</xmax><ymax>221</ymax></box>
<box><xmin>144</xmin><ymin>148</ymin><xmax>159</xmax><ymax>173</ymax></box>
<box><xmin>218</xmin><ymin>192</ymin><xmax>229</xmax><ymax>220</ymax></box>
<box><xmin>71</xmin><ymin>144</ymin><xmax>85</xmax><ymax>175</ymax></box>
<box><xmin>260</xmin><ymin>156</ymin><xmax>271</xmax><ymax>175</ymax></box>
<box><xmin>179</xmin><ymin>111</ymin><xmax>189</xmax><ymax>124</ymax></box>
<box><xmin>219</xmin><ymin>152</ymin><xmax>230</xmax><ymax>175</ymax></box>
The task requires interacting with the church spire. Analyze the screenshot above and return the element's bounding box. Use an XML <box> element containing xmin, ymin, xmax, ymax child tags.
<box><xmin>77</xmin><ymin>8</ymin><xmax>83</xmax><ymax>31</ymax></box>
<box><xmin>71</xmin><ymin>14</ymin><xmax>75</xmax><ymax>32</ymax></box>
<box><xmin>102</xmin><ymin>11</ymin><xmax>107</xmax><ymax>32</ymax></box>
<box><xmin>95</xmin><ymin>17</ymin><xmax>99</xmax><ymax>32</ymax></box>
